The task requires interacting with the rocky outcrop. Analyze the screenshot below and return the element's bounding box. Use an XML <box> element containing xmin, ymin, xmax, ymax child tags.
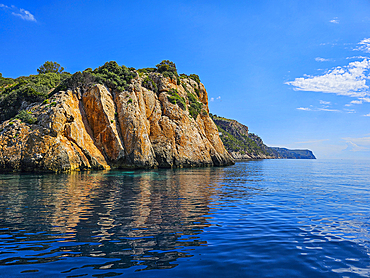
<box><xmin>269</xmin><ymin>147</ymin><xmax>316</xmax><ymax>159</ymax></box>
<box><xmin>0</xmin><ymin>74</ymin><xmax>234</xmax><ymax>172</ymax></box>
<box><xmin>210</xmin><ymin>114</ymin><xmax>316</xmax><ymax>160</ymax></box>
<box><xmin>210</xmin><ymin>114</ymin><xmax>275</xmax><ymax>159</ymax></box>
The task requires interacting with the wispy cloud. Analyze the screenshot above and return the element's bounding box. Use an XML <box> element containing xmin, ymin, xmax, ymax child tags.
<box><xmin>345</xmin><ymin>100</ymin><xmax>363</xmax><ymax>106</ymax></box>
<box><xmin>318</xmin><ymin>108</ymin><xmax>340</xmax><ymax>112</ymax></box>
<box><xmin>344</xmin><ymin>141</ymin><xmax>368</xmax><ymax>152</ymax></box>
<box><xmin>364</xmin><ymin>113</ymin><xmax>370</xmax><ymax>117</ymax></box>
<box><xmin>296</xmin><ymin>107</ymin><xmax>311</xmax><ymax>111</ymax></box>
<box><xmin>347</xmin><ymin>56</ymin><xmax>370</xmax><ymax>60</ymax></box>
<box><xmin>0</xmin><ymin>4</ymin><xmax>36</xmax><ymax>22</ymax></box>
<box><xmin>344</xmin><ymin>109</ymin><xmax>356</xmax><ymax>113</ymax></box>
<box><xmin>330</xmin><ymin>18</ymin><xmax>339</xmax><ymax>24</ymax></box>
<box><xmin>210</xmin><ymin>96</ymin><xmax>221</xmax><ymax>102</ymax></box>
<box><xmin>343</xmin><ymin>136</ymin><xmax>370</xmax><ymax>151</ymax></box>
<box><xmin>320</xmin><ymin>100</ymin><xmax>331</xmax><ymax>105</ymax></box>
<box><xmin>355</xmin><ymin>38</ymin><xmax>370</xmax><ymax>53</ymax></box>
<box><xmin>315</xmin><ymin>57</ymin><xmax>330</xmax><ymax>62</ymax></box>
<box><xmin>286</xmin><ymin>59</ymin><xmax>370</xmax><ymax>98</ymax></box>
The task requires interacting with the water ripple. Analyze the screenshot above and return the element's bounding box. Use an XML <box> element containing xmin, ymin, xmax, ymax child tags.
<box><xmin>0</xmin><ymin>160</ymin><xmax>370</xmax><ymax>277</ymax></box>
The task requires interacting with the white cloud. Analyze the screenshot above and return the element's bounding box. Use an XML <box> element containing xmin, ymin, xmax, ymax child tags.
<box><xmin>330</xmin><ymin>18</ymin><xmax>339</xmax><ymax>24</ymax></box>
<box><xmin>315</xmin><ymin>57</ymin><xmax>329</xmax><ymax>62</ymax></box>
<box><xmin>286</xmin><ymin>59</ymin><xmax>370</xmax><ymax>98</ymax></box>
<box><xmin>344</xmin><ymin>109</ymin><xmax>356</xmax><ymax>113</ymax></box>
<box><xmin>210</xmin><ymin>97</ymin><xmax>214</xmax><ymax>102</ymax></box>
<box><xmin>0</xmin><ymin>4</ymin><xmax>36</xmax><ymax>22</ymax></box>
<box><xmin>296</xmin><ymin>107</ymin><xmax>311</xmax><ymax>111</ymax></box>
<box><xmin>12</xmin><ymin>8</ymin><xmax>36</xmax><ymax>22</ymax></box>
<box><xmin>364</xmin><ymin>113</ymin><xmax>370</xmax><ymax>117</ymax></box>
<box><xmin>347</xmin><ymin>56</ymin><xmax>370</xmax><ymax>60</ymax></box>
<box><xmin>216</xmin><ymin>96</ymin><xmax>221</xmax><ymax>100</ymax></box>
<box><xmin>318</xmin><ymin>108</ymin><xmax>340</xmax><ymax>112</ymax></box>
<box><xmin>361</xmin><ymin>97</ymin><xmax>370</xmax><ymax>102</ymax></box>
<box><xmin>356</xmin><ymin>38</ymin><xmax>370</xmax><ymax>53</ymax></box>
<box><xmin>320</xmin><ymin>100</ymin><xmax>331</xmax><ymax>105</ymax></box>
<box><xmin>347</xmin><ymin>100</ymin><xmax>363</xmax><ymax>106</ymax></box>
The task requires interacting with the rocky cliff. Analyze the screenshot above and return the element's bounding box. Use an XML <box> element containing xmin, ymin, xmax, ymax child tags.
<box><xmin>210</xmin><ymin>114</ymin><xmax>316</xmax><ymax>160</ymax></box>
<box><xmin>0</xmin><ymin>63</ymin><xmax>234</xmax><ymax>172</ymax></box>
<box><xmin>211</xmin><ymin>114</ymin><xmax>275</xmax><ymax>159</ymax></box>
<box><xmin>269</xmin><ymin>147</ymin><xmax>316</xmax><ymax>159</ymax></box>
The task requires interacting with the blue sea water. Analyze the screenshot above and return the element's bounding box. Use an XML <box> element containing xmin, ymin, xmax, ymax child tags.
<box><xmin>0</xmin><ymin>159</ymin><xmax>369</xmax><ymax>277</ymax></box>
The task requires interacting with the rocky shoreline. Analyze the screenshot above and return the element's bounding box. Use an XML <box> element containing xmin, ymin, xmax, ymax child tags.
<box><xmin>0</xmin><ymin>69</ymin><xmax>234</xmax><ymax>172</ymax></box>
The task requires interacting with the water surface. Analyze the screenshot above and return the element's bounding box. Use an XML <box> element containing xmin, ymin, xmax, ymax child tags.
<box><xmin>0</xmin><ymin>159</ymin><xmax>369</xmax><ymax>277</ymax></box>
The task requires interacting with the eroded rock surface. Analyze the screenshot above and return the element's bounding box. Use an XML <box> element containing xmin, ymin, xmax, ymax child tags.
<box><xmin>0</xmin><ymin>74</ymin><xmax>234</xmax><ymax>172</ymax></box>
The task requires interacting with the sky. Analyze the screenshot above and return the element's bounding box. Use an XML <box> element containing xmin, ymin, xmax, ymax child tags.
<box><xmin>1</xmin><ymin>0</ymin><xmax>370</xmax><ymax>159</ymax></box>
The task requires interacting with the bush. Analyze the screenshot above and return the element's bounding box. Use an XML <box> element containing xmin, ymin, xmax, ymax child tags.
<box><xmin>156</xmin><ymin>60</ymin><xmax>177</xmax><ymax>74</ymax></box>
<box><xmin>187</xmin><ymin>92</ymin><xmax>203</xmax><ymax>119</ymax></box>
<box><xmin>189</xmin><ymin>74</ymin><xmax>200</xmax><ymax>84</ymax></box>
<box><xmin>156</xmin><ymin>60</ymin><xmax>180</xmax><ymax>84</ymax></box>
<box><xmin>92</xmin><ymin>61</ymin><xmax>136</xmax><ymax>92</ymax></box>
<box><xmin>142</xmin><ymin>76</ymin><xmax>158</xmax><ymax>93</ymax></box>
<box><xmin>37</xmin><ymin>61</ymin><xmax>64</xmax><ymax>74</ymax></box>
<box><xmin>53</xmin><ymin>71</ymin><xmax>95</xmax><ymax>93</ymax></box>
<box><xmin>167</xmin><ymin>89</ymin><xmax>186</xmax><ymax>110</ymax></box>
<box><xmin>137</xmin><ymin>68</ymin><xmax>156</xmax><ymax>76</ymax></box>
<box><xmin>15</xmin><ymin>110</ymin><xmax>37</xmax><ymax>124</ymax></box>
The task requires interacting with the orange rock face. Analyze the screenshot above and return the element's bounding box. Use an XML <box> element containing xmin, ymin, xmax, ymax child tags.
<box><xmin>0</xmin><ymin>74</ymin><xmax>234</xmax><ymax>172</ymax></box>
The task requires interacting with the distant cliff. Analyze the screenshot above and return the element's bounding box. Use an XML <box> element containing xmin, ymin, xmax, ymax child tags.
<box><xmin>210</xmin><ymin>114</ymin><xmax>316</xmax><ymax>160</ymax></box>
<box><xmin>269</xmin><ymin>147</ymin><xmax>316</xmax><ymax>159</ymax></box>
<box><xmin>0</xmin><ymin>61</ymin><xmax>234</xmax><ymax>172</ymax></box>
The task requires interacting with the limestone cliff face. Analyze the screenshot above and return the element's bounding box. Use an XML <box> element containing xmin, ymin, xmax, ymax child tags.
<box><xmin>0</xmin><ymin>74</ymin><xmax>234</xmax><ymax>172</ymax></box>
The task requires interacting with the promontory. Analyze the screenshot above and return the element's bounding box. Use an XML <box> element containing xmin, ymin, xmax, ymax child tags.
<box><xmin>0</xmin><ymin>61</ymin><xmax>234</xmax><ymax>172</ymax></box>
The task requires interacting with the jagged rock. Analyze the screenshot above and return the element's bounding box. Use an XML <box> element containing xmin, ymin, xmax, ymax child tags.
<box><xmin>0</xmin><ymin>74</ymin><xmax>234</xmax><ymax>172</ymax></box>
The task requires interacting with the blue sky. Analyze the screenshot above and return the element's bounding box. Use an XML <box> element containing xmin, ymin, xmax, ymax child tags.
<box><xmin>1</xmin><ymin>0</ymin><xmax>370</xmax><ymax>159</ymax></box>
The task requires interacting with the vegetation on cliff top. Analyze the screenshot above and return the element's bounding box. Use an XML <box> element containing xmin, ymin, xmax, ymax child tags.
<box><xmin>210</xmin><ymin>114</ymin><xmax>274</xmax><ymax>158</ymax></box>
<box><xmin>0</xmin><ymin>60</ymin><xmax>204</xmax><ymax>123</ymax></box>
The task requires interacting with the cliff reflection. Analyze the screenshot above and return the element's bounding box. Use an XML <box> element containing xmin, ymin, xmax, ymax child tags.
<box><xmin>0</xmin><ymin>167</ymin><xmax>227</xmax><ymax>271</ymax></box>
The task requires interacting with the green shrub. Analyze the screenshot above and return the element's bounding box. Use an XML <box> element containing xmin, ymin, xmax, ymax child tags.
<box><xmin>189</xmin><ymin>74</ymin><xmax>201</xmax><ymax>84</ymax></box>
<box><xmin>43</xmin><ymin>99</ymin><xmax>49</xmax><ymax>104</ymax></box>
<box><xmin>37</xmin><ymin>61</ymin><xmax>64</xmax><ymax>74</ymax></box>
<box><xmin>92</xmin><ymin>61</ymin><xmax>136</xmax><ymax>92</ymax></box>
<box><xmin>0</xmin><ymin>71</ymin><xmax>70</xmax><ymax>122</ymax></box>
<box><xmin>142</xmin><ymin>76</ymin><xmax>158</xmax><ymax>93</ymax></box>
<box><xmin>128</xmin><ymin>98</ymin><xmax>133</xmax><ymax>104</ymax></box>
<box><xmin>156</xmin><ymin>60</ymin><xmax>177</xmax><ymax>74</ymax></box>
<box><xmin>167</xmin><ymin>89</ymin><xmax>186</xmax><ymax>110</ymax></box>
<box><xmin>137</xmin><ymin>68</ymin><xmax>156</xmax><ymax>76</ymax></box>
<box><xmin>187</xmin><ymin>92</ymin><xmax>203</xmax><ymax>119</ymax></box>
<box><xmin>15</xmin><ymin>110</ymin><xmax>37</xmax><ymax>124</ymax></box>
<box><xmin>156</xmin><ymin>60</ymin><xmax>180</xmax><ymax>84</ymax></box>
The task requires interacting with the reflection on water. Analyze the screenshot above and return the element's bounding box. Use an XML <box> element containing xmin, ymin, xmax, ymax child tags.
<box><xmin>0</xmin><ymin>167</ymin><xmax>229</xmax><ymax>274</ymax></box>
<box><xmin>1</xmin><ymin>160</ymin><xmax>370</xmax><ymax>277</ymax></box>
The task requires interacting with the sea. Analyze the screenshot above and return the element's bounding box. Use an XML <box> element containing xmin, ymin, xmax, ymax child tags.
<box><xmin>0</xmin><ymin>159</ymin><xmax>369</xmax><ymax>277</ymax></box>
